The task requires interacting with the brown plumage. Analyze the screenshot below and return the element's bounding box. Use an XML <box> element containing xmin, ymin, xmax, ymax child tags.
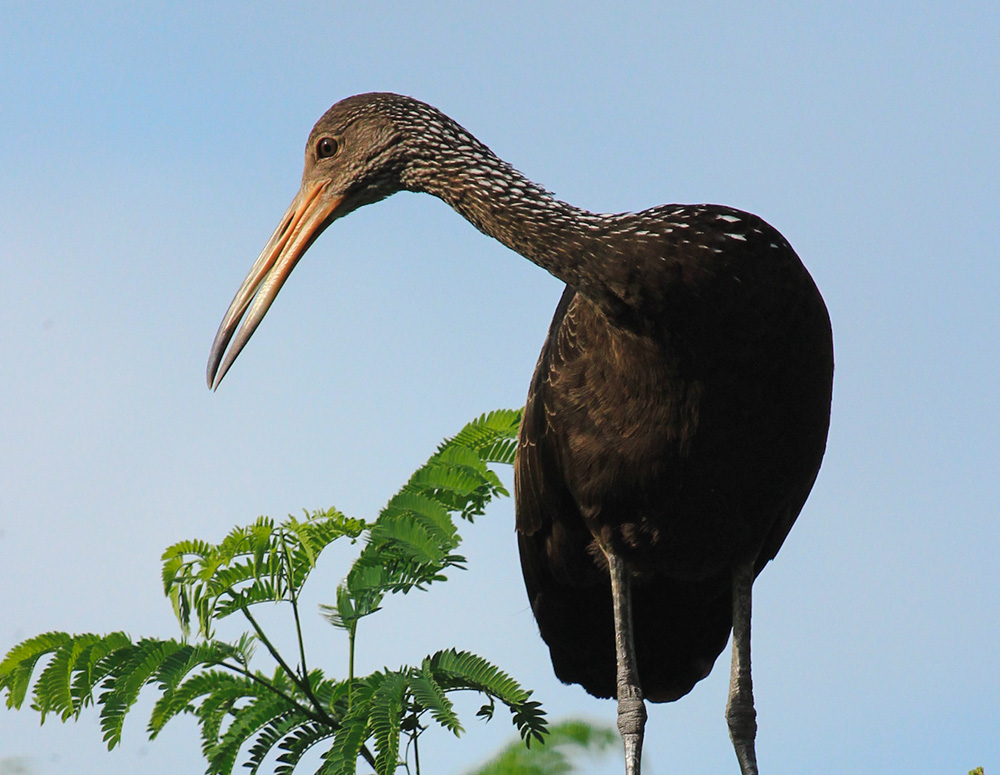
<box><xmin>516</xmin><ymin>213</ymin><xmax>833</xmax><ymax>702</ymax></box>
<box><xmin>207</xmin><ymin>93</ymin><xmax>834</xmax><ymax>775</ymax></box>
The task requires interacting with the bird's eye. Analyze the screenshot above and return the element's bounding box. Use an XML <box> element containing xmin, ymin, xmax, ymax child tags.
<box><xmin>316</xmin><ymin>137</ymin><xmax>339</xmax><ymax>159</ymax></box>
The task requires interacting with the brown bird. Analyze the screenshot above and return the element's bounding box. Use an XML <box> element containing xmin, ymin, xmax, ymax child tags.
<box><xmin>208</xmin><ymin>93</ymin><xmax>834</xmax><ymax>775</ymax></box>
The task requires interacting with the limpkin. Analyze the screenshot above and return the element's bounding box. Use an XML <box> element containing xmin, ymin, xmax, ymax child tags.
<box><xmin>207</xmin><ymin>93</ymin><xmax>833</xmax><ymax>775</ymax></box>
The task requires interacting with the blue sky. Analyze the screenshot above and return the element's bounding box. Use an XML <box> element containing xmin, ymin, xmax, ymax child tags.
<box><xmin>2</xmin><ymin>3</ymin><xmax>998</xmax><ymax>774</ymax></box>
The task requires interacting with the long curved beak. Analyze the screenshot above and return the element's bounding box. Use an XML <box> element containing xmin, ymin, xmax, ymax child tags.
<box><xmin>207</xmin><ymin>180</ymin><xmax>344</xmax><ymax>390</ymax></box>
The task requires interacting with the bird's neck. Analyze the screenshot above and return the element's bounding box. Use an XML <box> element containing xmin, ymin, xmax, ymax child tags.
<box><xmin>399</xmin><ymin>120</ymin><xmax>630</xmax><ymax>316</ymax></box>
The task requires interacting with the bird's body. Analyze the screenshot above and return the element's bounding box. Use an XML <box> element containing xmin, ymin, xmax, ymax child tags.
<box><xmin>208</xmin><ymin>93</ymin><xmax>834</xmax><ymax>774</ymax></box>
<box><xmin>516</xmin><ymin>207</ymin><xmax>832</xmax><ymax>702</ymax></box>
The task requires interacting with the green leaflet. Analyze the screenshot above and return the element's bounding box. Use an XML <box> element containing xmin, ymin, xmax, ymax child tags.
<box><xmin>208</xmin><ymin>691</ymin><xmax>292</xmax><ymax>775</ymax></box>
<box><xmin>369</xmin><ymin>672</ymin><xmax>407</xmax><ymax>775</ymax></box>
<box><xmin>147</xmin><ymin>641</ymin><xmax>248</xmax><ymax>736</ymax></box>
<box><xmin>243</xmin><ymin>709</ymin><xmax>306</xmax><ymax>774</ymax></box>
<box><xmin>33</xmin><ymin>633</ymin><xmax>103</xmax><ymax>722</ymax></box>
<box><xmin>441</xmin><ymin>409</ymin><xmax>522</xmax><ymax>463</ymax></box>
<box><xmin>0</xmin><ymin>631</ymin><xmax>74</xmax><ymax>710</ymax></box>
<box><xmin>99</xmin><ymin>639</ymin><xmax>191</xmax><ymax>748</ymax></box>
<box><xmin>162</xmin><ymin>509</ymin><xmax>367</xmax><ymax>639</ymax></box>
<box><xmin>410</xmin><ymin>658</ymin><xmax>461</xmax><ymax>735</ymax></box>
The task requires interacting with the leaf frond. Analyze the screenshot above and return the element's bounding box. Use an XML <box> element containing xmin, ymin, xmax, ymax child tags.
<box><xmin>207</xmin><ymin>690</ymin><xmax>291</xmax><ymax>775</ymax></box>
<box><xmin>1</xmin><ymin>631</ymin><xmax>74</xmax><ymax>710</ymax></box>
<box><xmin>410</xmin><ymin>659</ymin><xmax>461</xmax><ymax>735</ymax></box>
<box><xmin>97</xmin><ymin>638</ymin><xmax>189</xmax><ymax>749</ymax></box>
<box><xmin>243</xmin><ymin>708</ymin><xmax>305</xmax><ymax>774</ymax></box>
<box><xmin>429</xmin><ymin>649</ymin><xmax>547</xmax><ymax>746</ymax></box>
<box><xmin>368</xmin><ymin>671</ymin><xmax>407</xmax><ymax>775</ymax></box>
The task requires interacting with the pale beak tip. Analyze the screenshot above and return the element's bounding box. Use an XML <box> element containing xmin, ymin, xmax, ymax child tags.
<box><xmin>205</xmin><ymin>182</ymin><xmax>342</xmax><ymax>395</ymax></box>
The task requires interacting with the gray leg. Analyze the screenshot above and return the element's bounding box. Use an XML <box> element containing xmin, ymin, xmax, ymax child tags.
<box><xmin>726</xmin><ymin>559</ymin><xmax>759</xmax><ymax>775</ymax></box>
<box><xmin>606</xmin><ymin>550</ymin><xmax>647</xmax><ymax>775</ymax></box>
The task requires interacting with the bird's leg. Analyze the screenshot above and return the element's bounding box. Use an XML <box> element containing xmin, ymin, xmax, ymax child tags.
<box><xmin>726</xmin><ymin>558</ymin><xmax>759</xmax><ymax>775</ymax></box>
<box><xmin>606</xmin><ymin>549</ymin><xmax>647</xmax><ymax>775</ymax></box>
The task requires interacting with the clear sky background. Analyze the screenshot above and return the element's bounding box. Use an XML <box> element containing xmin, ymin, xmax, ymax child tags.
<box><xmin>2</xmin><ymin>3</ymin><xmax>998</xmax><ymax>774</ymax></box>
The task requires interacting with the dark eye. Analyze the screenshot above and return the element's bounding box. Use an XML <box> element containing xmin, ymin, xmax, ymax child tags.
<box><xmin>316</xmin><ymin>136</ymin><xmax>339</xmax><ymax>159</ymax></box>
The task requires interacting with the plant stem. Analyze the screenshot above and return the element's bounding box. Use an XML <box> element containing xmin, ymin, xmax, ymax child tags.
<box><xmin>217</xmin><ymin>660</ymin><xmax>328</xmax><ymax>728</ymax></box>
<box><xmin>239</xmin><ymin>608</ymin><xmax>378</xmax><ymax>771</ymax></box>
<box><xmin>219</xmin><ymin>658</ymin><xmax>379</xmax><ymax>771</ymax></box>
<box><xmin>280</xmin><ymin>533</ymin><xmax>312</xmax><ymax>682</ymax></box>
<box><xmin>242</xmin><ymin>609</ymin><xmax>331</xmax><ymax>725</ymax></box>
<box><xmin>348</xmin><ymin>621</ymin><xmax>357</xmax><ymax>712</ymax></box>
<box><xmin>242</xmin><ymin>608</ymin><xmax>301</xmax><ymax>687</ymax></box>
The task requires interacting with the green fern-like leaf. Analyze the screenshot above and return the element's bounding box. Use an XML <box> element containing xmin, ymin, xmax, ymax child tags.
<box><xmin>429</xmin><ymin>649</ymin><xmax>547</xmax><ymax>746</ymax></box>
<box><xmin>32</xmin><ymin>633</ymin><xmax>106</xmax><ymax>722</ymax></box>
<box><xmin>162</xmin><ymin>538</ymin><xmax>215</xmax><ymax>567</ymax></box>
<box><xmin>463</xmin><ymin>718</ymin><xmax>617</xmax><ymax>775</ymax></box>
<box><xmin>69</xmin><ymin>632</ymin><xmax>134</xmax><ymax>716</ymax></box>
<box><xmin>368</xmin><ymin>671</ymin><xmax>407</xmax><ymax>775</ymax></box>
<box><xmin>319</xmin><ymin>584</ymin><xmax>356</xmax><ymax>632</ymax></box>
<box><xmin>98</xmin><ymin>638</ymin><xmax>187</xmax><ymax>748</ymax></box>
<box><xmin>510</xmin><ymin>700</ymin><xmax>547</xmax><ymax>747</ymax></box>
<box><xmin>371</xmin><ymin>513</ymin><xmax>449</xmax><ymax>566</ymax></box>
<box><xmin>409</xmin><ymin>452</ymin><xmax>492</xmax><ymax>502</ymax></box>
<box><xmin>273</xmin><ymin>721</ymin><xmax>337</xmax><ymax>775</ymax></box>
<box><xmin>146</xmin><ymin>641</ymin><xmax>243</xmax><ymax>737</ymax></box>
<box><xmin>442</xmin><ymin>409</ymin><xmax>522</xmax><ymax>462</ymax></box>
<box><xmin>207</xmin><ymin>690</ymin><xmax>290</xmax><ymax>775</ymax></box>
<box><xmin>243</xmin><ymin>708</ymin><xmax>305</xmax><ymax>774</ymax></box>
<box><xmin>163</xmin><ymin>510</ymin><xmax>365</xmax><ymax>638</ymax></box>
<box><xmin>410</xmin><ymin>658</ymin><xmax>462</xmax><ymax>735</ymax></box>
<box><xmin>0</xmin><ymin>631</ymin><xmax>73</xmax><ymax>710</ymax></box>
<box><xmin>382</xmin><ymin>491</ymin><xmax>458</xmax><ymax>545</ymax></box>
<box><xmin>481</xmin><ymin>437</ymin><xmax>518</xmax><ymax>466</ymax></box>
<box><xmin>213</xmin><ymin>578</ymin><xmax>282</xmax><ymax>621</ymax></box>
<box><xmin>327</xmin><ymin>408</ymin><xmax>522</xmax><ymax>618</ymax></box>
<box><xmin>149</xmin><ymin>669</ymin><xmax>228</xmax><ymax>741</ymax></box>
<box><xmin>0</xmin><ymin>631</ymin><xmax>138</xmax><ymax>733</ymax></box>
<box><xmin>318</xmin><ymin>709</ymin><xmax>369</xmax><ymax>775</ymax></box>
<box><xmin>192</xmin><ymin>671</ymin><xmax>263</xmax><ymax>761</ymax></box>
<box><xmin>212</xmin><ymin>559</ymin><xmax>279</xmax><ymax>598</ymax></box>
<box><xmin>430</xmin><ymin>650</ymin><xmax>527</xmax><ymax>703</ymax></box>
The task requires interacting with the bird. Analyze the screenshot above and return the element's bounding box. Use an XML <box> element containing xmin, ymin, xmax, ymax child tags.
<box><xmin>207</xmin><ymin>92</ymin><xmax>834</xmax><ymax>775</ymax></box>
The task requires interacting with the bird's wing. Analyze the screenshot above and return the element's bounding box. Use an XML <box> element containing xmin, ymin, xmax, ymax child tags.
<box><xmin>514</xmin><ymin>285</ymin><xmax>577</xmax><ymax>538</ymax></box>
<box><xmin>515</xmin><ymin>285</ymin><xmax>607</xmax><ymax>593</ymax></box>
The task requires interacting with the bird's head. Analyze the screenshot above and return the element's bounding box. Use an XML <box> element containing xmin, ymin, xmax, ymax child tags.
<box><xmin>207</xmin><ymin>93</ymin><xmax>419</xmax><ymax>389</ymax></box>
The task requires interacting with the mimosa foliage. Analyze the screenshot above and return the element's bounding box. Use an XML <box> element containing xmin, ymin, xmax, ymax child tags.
<box><xmin>2</xmin><ymin>410</ymin><xmax>545</xmax><ymax>775</ymax></box>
